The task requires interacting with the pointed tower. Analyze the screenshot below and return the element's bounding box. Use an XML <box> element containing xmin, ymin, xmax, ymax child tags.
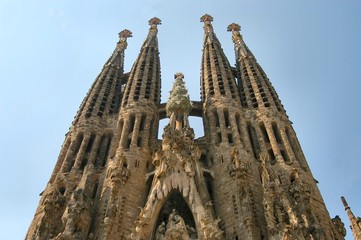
<box><xmin>227</xmin><ymin>22</ymin><xmax>345</xmax><ymax>239</ymax></box>
<box><xmin>342</xmin><ymin>196</ymin><xmax>361</xmax><ymax>239</ymax></box>
<box><xmin>26</xmin><ymin>29</ymin><xmax>132</xmax><ymax>240</ymax></box>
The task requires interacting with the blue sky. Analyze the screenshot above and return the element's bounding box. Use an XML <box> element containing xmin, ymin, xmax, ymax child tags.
<box><xmin>0</xmin><ymin>0</ymin><xmax>360</xmax><ymax>239</ymax></box>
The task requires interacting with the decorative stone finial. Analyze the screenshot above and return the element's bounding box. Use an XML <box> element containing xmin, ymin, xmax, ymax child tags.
<box><xmin>201</xmin><ymin>14</ymin><xmax>214</xmax><ymax>34</ymax></box>
<box><xmin>200</xmin><ymin>14</ymin><xmax>213</xmax><ymax>23</ymax></box>
<box><xmin>118</xmin><ymin>29</ymin><xmax>133</xmax><ymax>39</ymax></box>
<box><xmin>116</xmin><ymin>29</ymin><xmax>132</xmax><ymax>51</ymax></box>
<box><xmin>149</xmin><ymin>17</ymin><xmax>162</xmax><ymax>26</ymax></box>
<box><xmin>227</xmin><ymin>23</ymin><xmax>241</xmax><ymax>33</ymax></box>
<box><xmin>174</xmin><ymin>72</ymin><xmax>184</xmax><ymax>79</ymax></box>
<box><xmin>227</xmin><ymin>22</ymin><xmax>248</xmax><ymax>58</ymax></box>
<box><xmin>166</xmin><ymin>73</ymin><xmax>192</xmax><ymax>117</ymax></box>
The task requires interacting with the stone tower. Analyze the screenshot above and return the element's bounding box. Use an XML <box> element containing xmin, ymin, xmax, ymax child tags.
<box><xmin>26</xmin><ymin>15</ymin><xmax>346</xmax><ymax>240</ymax></box>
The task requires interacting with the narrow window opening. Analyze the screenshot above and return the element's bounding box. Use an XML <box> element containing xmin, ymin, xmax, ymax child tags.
<box><xmin>272</xmin><ymin>123</ymin><xmax>282</xmax><ymax>144</ymax></box>
<box><xmin>200</xmin><ymin>154</ymin><xmax>207</xmax><ymax>167</ymax></box>
<box><xmin>260</xmin><ymin>122</ymin><xmax>270</xmax><ymax>143</ymax></box>
<box><xmin>268</xmin><ymin>149</ymin><xmax>276</xmax><ymax>165</ymax></box>
<box><xmin>137</xmin><ymin>137</ymin><xmax>142</xmax><ymax>147</ymax></box>
<box><xmin>205</xmin><ymin>173</ymin><xmax>214</xmax><ymax>203</ymax></box>
<box><xmin>286</xmin><ymin>127</ymin><xmax>299</xmax><ymax>162</ymax></box>
<box><xmin>281</xmin><ymin>150</ymin><xmax>290</xmax><ymax>163</ymax></box>
<box><xmin>80</xmin><ymin>157</ymin><xmax>88</xmax><ymax>171</ymax></box>
<box><xmin>92</xmin><ymin>182</ymin><xmax>98</xmax><ymax>199</ymax></box>
<box><xmin>59</xmin><ymin>187</ymin><xmax>66</xmax><ymax>195</ymax></box>
<box><xmin>86</xmin><ymin>134</ymin><xmax>96</xmax><ymax>153</ymax></box>
<box><xmin>135</xmin><ymin>160</ymin><xmax>140</xmax><ymax>168</ymax></box>
<box><xmin>224</xmin><ymin>109</ymin><xmax>231</xmax><ymax>128</ymax></box>
<box><xmin>102</xmin><ymin>136</ymin><xmax>112</xmax><ymax>167</ymax></box>
<box><xmin>235</xmin><ymin>114</ymin><xmax>241</xmax><ymax>135</ymax></box>
<box><xmin>228</xmin><ymin>133</ymin><xmax>234</xmax><ymax>144</ymax></box>
<box><xmin>213</xmin><ymin>110</ymin><xmax>220</xmax><ymax>128</ymax></box>
<box><xmin>247</xmin><ymin>122</ymin><xmax>259</xmax><ymax>159</ymax></box>
<box><xmin>126</xmin><ymin>138</ymin><xmax>131</xmax><ymax>149</ymax></box>
<box><xmin>129</xmin><ymin>114</ymin><xmax>135</xmax><ymax>133</ymax></box>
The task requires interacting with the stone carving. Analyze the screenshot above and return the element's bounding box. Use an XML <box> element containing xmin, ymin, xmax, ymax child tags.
<box><xmin>163</xmin><ymin>209</ymin><xmax>189</xmax><ymax>240</ymax></box>
<box><xmin>106</xmin><ymin>153</ymin><xmax>131</xmax><ymax>186</ymax></box>
<box><xmin>57</xmin><ymin>188</ymin><xmax>91</xmax><ymax>239</ymax></box>
<box><xmin>155</xmin><ymin>221</ymin><xmax>166</xmax><ymax>240</ymax></box>
<box><xmin>227</xmin><ymin>147</ymin><xmax>251</xmax><ymax>180</ymax></box>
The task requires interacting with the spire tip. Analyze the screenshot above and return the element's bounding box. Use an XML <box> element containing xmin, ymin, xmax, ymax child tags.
<box><xmin>200</xmin><ymin>14</ymin><xmax>213</xmax><ymax>23</ymax></box>
<box><xmin>149</xmin><ymin>17</ymin><xmax>161</xmax><ymax>26</ymax></box>
<box><xmin>118</xmin><ymin>29</ymin><xmax>133</xmax><ymax>39</ymax></box>
<box><xmin>174</xmin><ymin>72</ymin><xmax>184</xmax><ymax>79</ymax></box>
<box><xmin>227</xmin><ymin>23</ymin><xmax>241</xmax><ymax>32</ymax></box>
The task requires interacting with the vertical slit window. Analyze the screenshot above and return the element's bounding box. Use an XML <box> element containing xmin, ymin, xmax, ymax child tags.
<box><xmin>64</xmin><ymin>133</ymin><xmax>84</xmax><ymax>172</ymax></box>
<box><xmin>224</xmin><ymin>109</ymin><xmax>230</xmax><ymax>128</ymax></box>
<box><xmin>260</xmin><ymin>122</ymin><xmax>270</xmax><ymax>143</ymax></box>
<box><xmin>129</xmin><ymin>114</ymin><xmax>135</xmax><ymax>133</ymax></box>
<box><xmin>268</xmin><ymin>149</ymin><xmax>276</xmax><ymax>165</ymax></box>
<box><xmin>137</xmin><ymin>137</ymin><xmax>142</xmax><ymax>147</ymax></box>
<box><xmin>281</xmin><ymin>150</ymin><xmax>290</xmax><ymax>163</ymax></box>
<box><xmin>213</xmin><ymin>110</ymin><xmax>220</xmax><ymax>128</ymax></box>
<box><xmin>139</xmin><ymin>114</ymin><xmax>146</xmax><ymax>132</ymax></box>
<box><xmin>86</xmin><ymin>134</ymin><xmax>96</xmax><ymax>153</ymax></box>
<box><xmin>228</xmin><ymin>133</ymin><xmax>234</xmax><ymax>144</ymax></box>
<box><xmin>80</xmin><ymin>157</ymin><xmax>88</xmax><ymax>171</ymax></box>
<box><xmin>286</xmin><ymin>127</ymin><xmax>298</xmax><ymax>162</ymax></box>
<box><xmin>272</xmin><ymin>123</ymin><xmax>282</xmax><ymax>144</ymax></box>
<box><xmin>247</xmin><ymin>122</ymin><xmax>259</xmax><ymax>159</ymax></box>
<box><xmin>235</xmin><ymin>113</ymin><xmax>241</xmax><ymax>135</ymax></box>
<box><xmin>92</xmin><ymin>182</ymin><xmax>98</xmax><ymax>199</ymax></box>
<box><xmin>102</xmin><ymin>136</ymin><xmax>112</xmax><ymax>166</ymax></box>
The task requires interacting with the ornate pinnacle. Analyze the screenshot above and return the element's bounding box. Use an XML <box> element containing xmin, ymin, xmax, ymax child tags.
<box><xmin>117</xmin><ymin>29</ymin><xmax>132</xmax><ymax>51</ymax></box>
<box><xmin>200</xmin><ymin>14</ymin><xmax>214</xmax><ymax>34</ymax></box>
<box><xmin>200</xmin><ymin>14</ymin><xmax>213</xmax><ymax>23</ymax></box>
<box><xmin>149</xmin><ymin>17</ymin><xmax>162</xmax><ymax>26</ymax></box>
<box><xmin>118</xmin><ymin>29</ymin><xmax>133</xmax><ymax>39</ymax></box>
<box><xmin>174</xmin><ymin>72</ymin><xmax>184</xmax><ymax>79</ymax></box>
<box><xmin>227</xmin><ymin>23</ymin><xmax>241</xmax><ymax>33</ymax></box>
<box><xmin>227</xmin><ymin>22</ymin><xmax>248</xmax><ymax>58</ymax></box>
<box><xmin>166</xmin><ymin>73</ymin><xmax>192</xmax><ymax>117</ymax></box>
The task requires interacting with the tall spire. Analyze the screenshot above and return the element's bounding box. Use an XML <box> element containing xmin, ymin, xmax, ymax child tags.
<box><xmin>200</xmin><ymin>14</ymin><xmax>240</xmax><ymax>104</ymax></box>
<box><xmin>105</xmin><ymin>29</ymin><xmax>132</xmax><ymax>69</ymax></box>
<box><xmin>341</xmin><ymin>196</ymin><xmax>361</xmax><ymax>239</ymax></box>
<box><xmin>228</xmin><ymin>22</ymin><xmax>285</xmax><ymax>112</ymax></box>
<box><xmin>227</xmin><ymin>23</ymin><xmax>250</xmax><ymax>59</ymax></box>
<box><xmin>141</xmin><ymin>17</ymin><xmax>161</xmax><ymax>49</ymax></box>
<box><xmin>73</xmin><ymin>29</ymin><xmax>132</xmax><ymax>121</ymax></box>
<box><xmin>25</xmin><ymin>29</ymin><xmax>132</xmax><ymax>239</ymax></box>
<box><xmin>122</xmin><ymin>17</ymin><xmax>161</xmax><ymax>107</ymax></box>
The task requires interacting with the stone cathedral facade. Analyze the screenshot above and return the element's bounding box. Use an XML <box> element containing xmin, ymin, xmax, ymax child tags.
<box><xmin>26</xmin><ymin>15</ymin><xmax>350</xmax><ymax>240</ymax></box>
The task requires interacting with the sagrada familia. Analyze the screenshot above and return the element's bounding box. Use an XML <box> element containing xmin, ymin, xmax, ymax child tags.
<box><xmin>26</xmin><ymin>15</ymin><xmax>360</xmax><ymax>240</ymax></box>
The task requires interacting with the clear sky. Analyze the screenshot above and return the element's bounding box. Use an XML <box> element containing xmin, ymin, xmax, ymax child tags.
<box><xmin>0</xmin><ymin>0</ymin><xmax>360</xmax><ymax>239</ymax></box>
